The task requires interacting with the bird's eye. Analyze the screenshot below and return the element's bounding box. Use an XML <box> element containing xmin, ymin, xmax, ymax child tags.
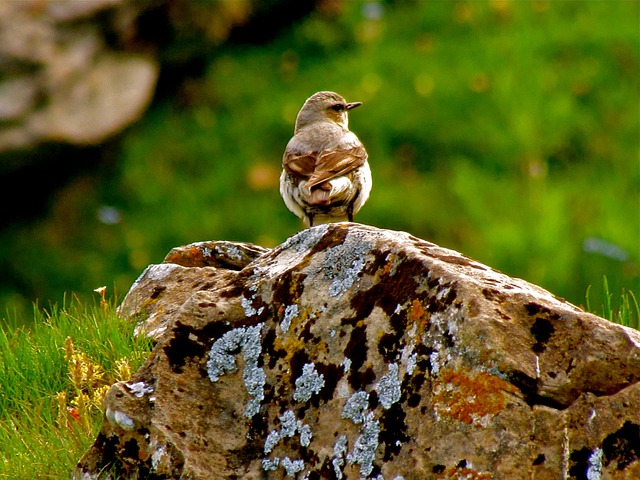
<box><xmin>331</xmin><ymin>103</ymin><xmax>345</xmax><ymax>112</ymax></box>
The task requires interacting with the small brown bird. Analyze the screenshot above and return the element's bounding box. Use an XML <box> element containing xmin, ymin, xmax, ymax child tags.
<box><xmin>280</xmin><ymin>91</ymin><xmax>372</xmax><ymax>227</ymax></box>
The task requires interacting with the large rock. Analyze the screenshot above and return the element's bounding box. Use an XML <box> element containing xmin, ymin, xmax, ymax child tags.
<box><xmin>74</xmin><ymin>224</ymin><xmax>640</xmax><ymax>479</ymax></box>
<box><xmin>0</xmin><ymin>0</ymin><xmax>158</xmax><ymax>154</ymax></box>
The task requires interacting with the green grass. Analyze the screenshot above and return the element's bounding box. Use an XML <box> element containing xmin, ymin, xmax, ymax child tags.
<box><xmin>0</xmin><ymin>297</ymin><xmax>151</xmax><ymax>479</ymax></box>
<box><xmin>586</xmin><ymin>276</ymin><xmax>640</xmax><ymax>330</ymax></box>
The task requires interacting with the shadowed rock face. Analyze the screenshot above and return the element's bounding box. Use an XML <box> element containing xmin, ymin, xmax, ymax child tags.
<box><xmin>74</xmin><ymin>224</ymin><xmax>640</xmax><ymax>479</ymax></box>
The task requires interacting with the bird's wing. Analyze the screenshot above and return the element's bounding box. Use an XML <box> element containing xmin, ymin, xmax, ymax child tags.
<box><xmin>303</xmin><ymin>145</ymin><xmax>367</xmax><ymax>190</ymax></box>
<box><xmin>282</xmin><ymin>151</ymin><xmax>318</xmax><ymax>180</ymax></box>
<box><xmin>283</xmin><ymin>127</ymin><xmax>368</xmax><ymax>189</ymax></box>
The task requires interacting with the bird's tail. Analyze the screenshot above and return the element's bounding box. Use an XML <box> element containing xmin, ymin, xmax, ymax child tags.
<box><xmin>306</xmin><ymin>177</ymin><xmax>352</xmax><ymax>206</ymax></box>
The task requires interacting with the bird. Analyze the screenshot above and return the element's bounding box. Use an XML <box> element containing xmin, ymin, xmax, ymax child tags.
<box><xmin>280</xmin><ymin>91</ymin><xmax>372</xmax><ymax>227</ymax></box>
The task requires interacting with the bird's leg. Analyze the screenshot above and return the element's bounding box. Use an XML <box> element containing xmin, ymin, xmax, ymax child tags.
<box><xmin>347</xmin><ymin>205</ymin><xmax>354</xmax><ymax>222</ymax></box>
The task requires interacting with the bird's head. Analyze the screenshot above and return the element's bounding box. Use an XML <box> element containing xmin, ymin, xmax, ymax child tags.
<box><xmin>294</xmin><ymin>91</ymin><xmax>362</xmax><ymax>132</ymax></box>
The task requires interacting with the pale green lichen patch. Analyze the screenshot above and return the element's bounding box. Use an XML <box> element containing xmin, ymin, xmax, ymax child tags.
<box><xmin>322</xmin><ymin>237</ymin><xmax>372</xmax><ymax>297</ymax></box>
<box><xmin>206</xmin><ymin>324</ymin><xmax>265</xmax><ymax>418</ymax></box>
<box><xmin>281</xmin><ymin>304</ymin><xmax>298</xmax><ymax>332</ymax></box>
<box><xmin>293</xmin><ymin>363</ymin><xmax>325</xmax><ymax>402</ymax></box>
<box><xmin>346</xmin><ymin>412</ymin><xmax>380</xmax><ymax>477</ymax></box>
<box><xmin>342</xmin><ymin>391</ymin><xmax>369</xmax><ymax>424</ymax></box>
<box><xmin>376</xmin><ymin>363</ymin><xmax>401</xmax><ymax>409</ymax></box>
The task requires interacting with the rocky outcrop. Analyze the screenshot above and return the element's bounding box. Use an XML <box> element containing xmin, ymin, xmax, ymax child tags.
<box><xmin>74</xmin><ymin>224</ymin><xmax>640</xmax><ymax>479</ymax></box>
<box><xmin>0</xmin><ymin>0</ymin><xmax>309</xmax><ymax>160</ymax></box>
<box><xmin>0</xmin><ymin>0</ymin><xmax>158</xmax><ymax>154</ymax></box>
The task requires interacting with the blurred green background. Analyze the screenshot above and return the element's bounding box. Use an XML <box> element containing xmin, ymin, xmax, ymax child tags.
<box><xmin>1</xmin><ymin>0</ymin><xmax>638</xmax><ymax>321</ymax></box>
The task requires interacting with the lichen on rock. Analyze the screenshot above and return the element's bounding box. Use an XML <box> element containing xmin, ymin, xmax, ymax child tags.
<box><xmin>206</xmin><ymin>323</ymin><xmax>265</xmax><ymax>418</ymax></box>
<box><xmin>74</xmin><ymin>224</ymin><xmax>640</xmax><ymax>479</ymax></box>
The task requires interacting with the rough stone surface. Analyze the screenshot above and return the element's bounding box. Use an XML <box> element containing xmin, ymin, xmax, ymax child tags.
<box><xmin>75</xmin><ymin>224</ymin><xmax>640</xmax><ymax>479</ymax></box>
<box><xmin>117</xmin><ymin>241</ymin><xmax>270</xmax><ymax>339</ymax></box>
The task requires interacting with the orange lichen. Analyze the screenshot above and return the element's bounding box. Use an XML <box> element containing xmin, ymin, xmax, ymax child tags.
<box><xmin>164</xmin><ymin>245</ymin><xmax>204</xmax><ymax>266</ymax></box>
<box><xmin>409</xmin><ymin>299</ymin><xmax>430</xmax><ymax>332</ymax></box>
<box><xmin>274</xmin><ymin>316</ymin><xmax>307</xmax><ymax>356</ymax></box>
<box><xmin>141</xmin><ymin>295</ymin><xmax>165</xmax><ymax>312</ymax></box>
<box><xmin>287</xmin><ymin>274</ymin><xmax>303</xmax><ymax>298</ymax></box>
<box><xmin>432</xmin><ymin>367</ymin><xmax>518</xmax><ymax>426</ymax></box>
<box><xmin>381</xmin><ymin>253</ymin><xmax>396</xmax><ymax>275</ymax></box>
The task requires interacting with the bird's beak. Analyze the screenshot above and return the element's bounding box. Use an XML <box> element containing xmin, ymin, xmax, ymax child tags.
<box><xmin>346</xmin><ymin>102</ymin><xmax>362</xmax><ymax>110</ymax></box>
